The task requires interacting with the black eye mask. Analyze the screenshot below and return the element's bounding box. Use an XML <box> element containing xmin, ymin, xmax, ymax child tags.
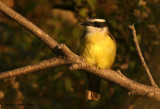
<box><xmin>91</xmin><ymin>21</ymin><xmax>107</xmax><ymax>28</ymax></box>
<box><xmin>81</xmin><ymin>21</ymin><xmax>108</xmax><ymax>28</ymax></box>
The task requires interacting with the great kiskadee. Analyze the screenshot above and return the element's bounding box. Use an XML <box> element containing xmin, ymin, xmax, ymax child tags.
<box><xmin>80</xmin><ymin>18</ymin><xmax>116</xmax><ymax>101</ymax></box>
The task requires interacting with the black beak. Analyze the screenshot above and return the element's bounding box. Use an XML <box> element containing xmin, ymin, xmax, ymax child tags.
<box><xmin>81</xmin><ymin>21</ymin><xmax>90</xmax><ymax>26</ymax></box>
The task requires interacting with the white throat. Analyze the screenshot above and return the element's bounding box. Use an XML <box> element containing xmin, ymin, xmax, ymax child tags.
<box><xmin>86</xmin><ymin>26</ymin><xmax>109</xmax><ymax>34</ymax></box>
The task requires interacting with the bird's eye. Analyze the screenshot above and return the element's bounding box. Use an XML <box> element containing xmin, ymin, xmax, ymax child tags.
<box><xmin>93</xmin><ymin>22</ymin><xmax>101</xmax><ymax>27</ymax></box>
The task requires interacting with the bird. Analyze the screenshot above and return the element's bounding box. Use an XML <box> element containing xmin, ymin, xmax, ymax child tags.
<box><xmin>80</xmin><ymin>18</ymin><xmax>116</xmax><ymax>101</ymax></box>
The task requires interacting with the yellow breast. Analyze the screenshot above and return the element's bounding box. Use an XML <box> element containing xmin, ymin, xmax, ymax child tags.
<box><xmin>81</xmin><ymin>32</ymin><xmax>116</xmax><ymax>69</ymax></box>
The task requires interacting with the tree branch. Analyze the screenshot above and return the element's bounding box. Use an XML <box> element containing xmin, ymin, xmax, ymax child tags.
<box><xmin>0</xmin><ymin>1</ymin><xmax>160</xmax><ymax>101</ymax></box>
<box><xmin>0</xmin><ymin>1</ymin><xmax>58</xmax><ymax>50</ymax></box>
<box><xmin>129</xmin><ymin>25</ymin><xmax>158</xmax><ymax>87</ymax></box>
<box><xmin>70</xmin><ymin>63</ymin><xmax>160</xmax><ymax>101</ymax></box>
<box><xmin>0</xmin><ymin>57</ymin><xmax>70</xmax><ymax>80</ymax></box>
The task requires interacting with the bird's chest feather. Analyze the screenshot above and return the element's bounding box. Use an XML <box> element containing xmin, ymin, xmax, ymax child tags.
<box><xmin>82</xmin><ymin>33</ymin><xmax>116</xmax><ymax>68</ymax></box>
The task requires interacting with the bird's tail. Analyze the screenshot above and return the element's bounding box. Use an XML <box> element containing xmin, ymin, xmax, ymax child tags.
<box><xmin>86</xmin><ymin>74</ymin><xmax>101</xmax><ymax>101</ymax></box>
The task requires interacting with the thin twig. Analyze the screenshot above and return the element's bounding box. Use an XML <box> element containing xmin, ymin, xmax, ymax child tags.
<box><xmin>129</xmin><ymin>24</ymin><xmax>158</xmax><ymax>87</ymax></box>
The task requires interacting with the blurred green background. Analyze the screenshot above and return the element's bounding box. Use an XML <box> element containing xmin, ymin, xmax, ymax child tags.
<box><xmin>0</xmin><ymin>0</ymin><xmax>160</xmax><ymax>109</ymax></box>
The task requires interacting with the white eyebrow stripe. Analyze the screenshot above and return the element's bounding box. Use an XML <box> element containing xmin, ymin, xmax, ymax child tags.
<box><xmin>90</xmin><ymin>19</ymin><xmax>106</xmax><ymax>22</ymax></box>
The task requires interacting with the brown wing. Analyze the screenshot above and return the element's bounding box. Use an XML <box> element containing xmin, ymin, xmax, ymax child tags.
<box><xmin>108</xmin><ymin>32</ymin><xmax>116</xmax><ymax>42</ymax></box>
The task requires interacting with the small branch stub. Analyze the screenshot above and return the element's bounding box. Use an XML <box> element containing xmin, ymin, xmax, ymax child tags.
<box><xmin>58</xmin><ymin>43</ymin><xmax>75</xmax><ymax>60</ymax></box>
